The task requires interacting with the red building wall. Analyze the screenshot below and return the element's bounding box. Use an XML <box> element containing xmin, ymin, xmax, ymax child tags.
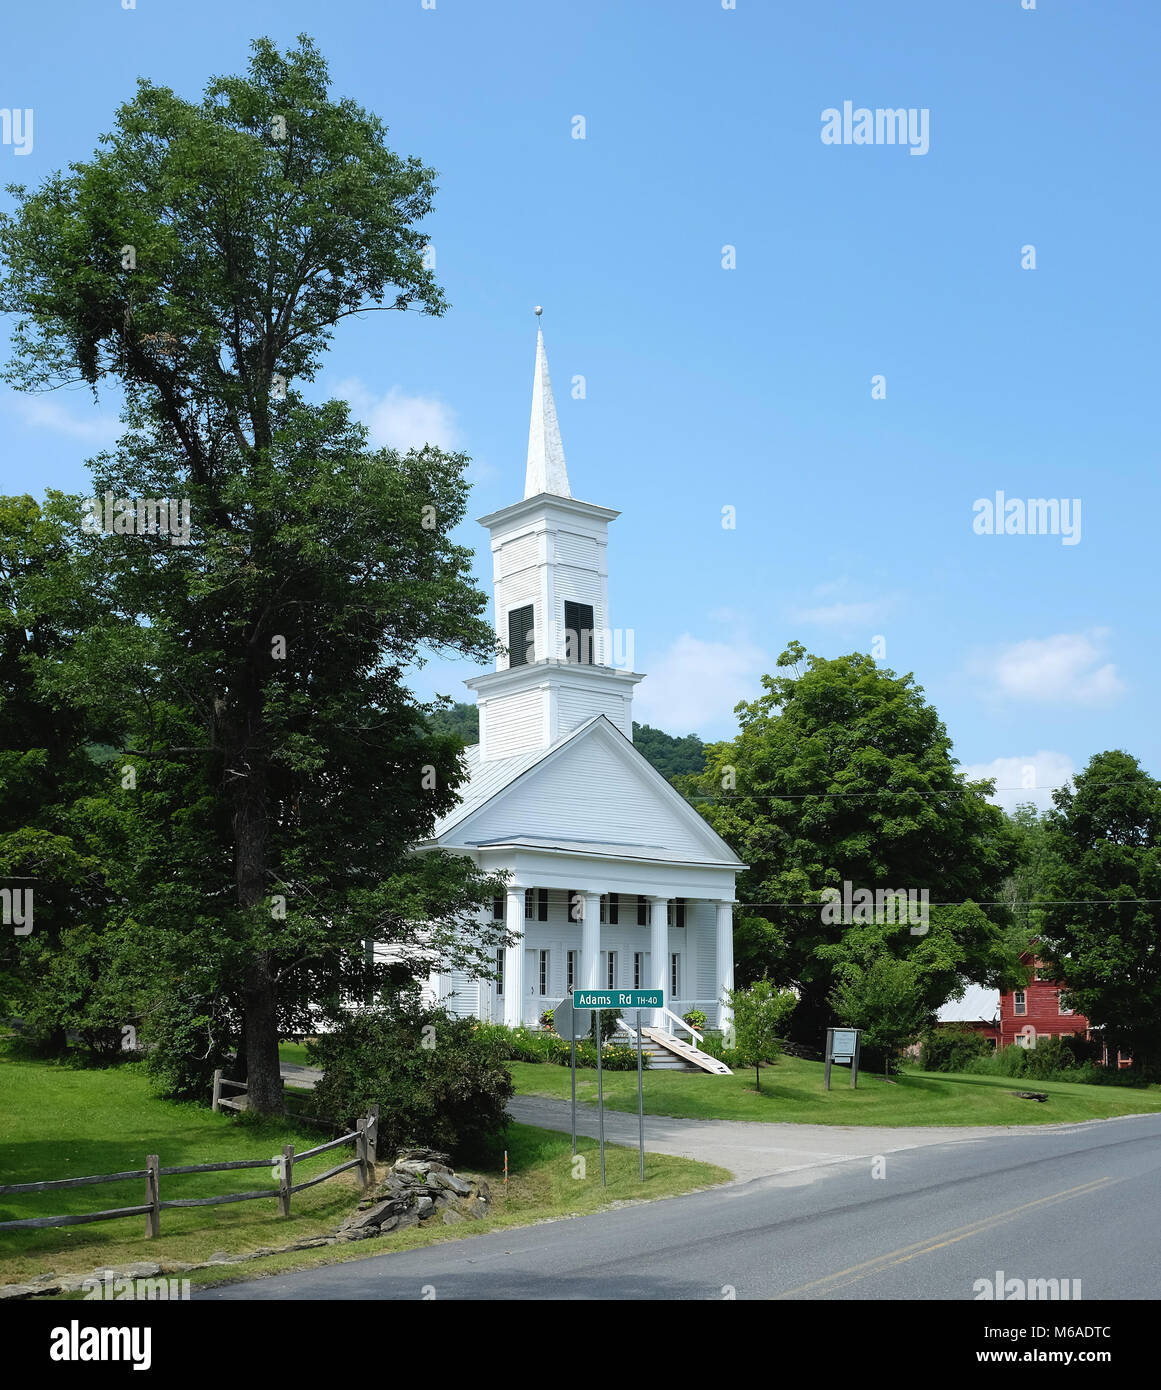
<box><xmin>998</xmin><ymin>958</ymin><xmax>1089</xmax><ymax>1048</ymax></box>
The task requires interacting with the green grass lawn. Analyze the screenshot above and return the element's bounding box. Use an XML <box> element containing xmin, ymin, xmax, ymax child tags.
<box><xmin>0</xmin><ymin>1053</ymin><xmax>727</xmax><ymax>1290</ymax></box>
<box><xmin>276</xmin><ymin>1041</ymin><xmax>314</xmax><ymax>1069</ymax></box>
<box><xmin>507</xmin><ymin>1055</ymin><xmax>1161</xmax><ymax>1127</ymax></box>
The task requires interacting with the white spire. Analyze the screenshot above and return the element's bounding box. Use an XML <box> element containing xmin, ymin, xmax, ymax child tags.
<box><xmin>524</xmin><ymin>310</ymin><xmax>571</xmax><ymax>499</ymax></box>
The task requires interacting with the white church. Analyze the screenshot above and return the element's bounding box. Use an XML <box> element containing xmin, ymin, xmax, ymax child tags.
<box><xmin>413</xmin><ymin>317</ymin><xmax>743</xmax><ymax>1065</ymax></box>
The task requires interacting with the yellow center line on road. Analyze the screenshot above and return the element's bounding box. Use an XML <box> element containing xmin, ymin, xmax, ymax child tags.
<box><xmin>774</xmin><ymin>1176</ymin><xmax>1115</xmax><ymax>1299</ymax></box>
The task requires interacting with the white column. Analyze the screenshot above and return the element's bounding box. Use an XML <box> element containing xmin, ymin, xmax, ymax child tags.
<box><xmin>716</xmin><ymin>900</ymin><xmax>735</xmax><ymax>1031</ymax></box>
<box><xmin>649</xmin><ymin>896</ymin><xmax>669</xmax><ymax>1027</ymax></box>
<box><xmin>581</xmin><ymin>891</ymin><xmax>601</xmax><ymax>990</ymax></box>
<box><xmin>503</xmin><ymin>886</ymin><xmax>525</xmax><ymax>1028</ymax></box>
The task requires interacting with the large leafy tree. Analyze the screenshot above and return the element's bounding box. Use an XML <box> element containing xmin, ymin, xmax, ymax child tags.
<box><xmin>0</xmin><ymin>36</ymin><xmax>507</xmax><ymax>1112</ymax></box>
<box><xmin>682</xmin><ymin>642</ymin><xmax>1023</xmax><ymax>1042</ymax></box>
<box><xmin>1039</xmin><ymin>751</ymin><xmax>1161</xmax><ymax>1070</ymax></box>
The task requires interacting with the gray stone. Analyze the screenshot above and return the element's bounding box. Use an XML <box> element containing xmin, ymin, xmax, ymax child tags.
<box><xmin>396</xmin><ymin>1147</ymin><xmax>452</xmax><ymax>1168</ymax></box>
<box><xmin>441</xmin><ymin>1208</ymin><xmax>466</xmax><ymax>1225</ymax></box>
<box><xmin>0</xmin><ymin>1285</ymin><xmax>36</xmax><ymax>1301</ymax></box>
<box><xmin>432</xmin><ymin>1172</ymin><xmax>473</xmax><ymax>1196</ymax></box>
<box><xmin>415</xmin><ymin>1195</ymin><xmax>435</xmax><ymax>1218</ymax></box>
<box><xmin>207</xmin><ymin>1251</ymin><xmax>233</xmax><ymax>1264</ymax></box>
<box><xmin>124</xmin><ymin>1262</ymin><xmax>161</xmax><ymax>1278</ymax></box>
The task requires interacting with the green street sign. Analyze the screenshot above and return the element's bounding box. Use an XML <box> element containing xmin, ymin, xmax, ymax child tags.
<box><xmin>572</xmin><ymin>989</ymin><xmax>663</xmax><ymax>1010</ymax></box>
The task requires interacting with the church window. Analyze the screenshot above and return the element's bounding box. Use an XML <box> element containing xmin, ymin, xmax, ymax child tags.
<box><xmin>495</xmin><ymin>950</ymin><xmax>504</xmax><ymax>996</ymax></box>
<box><xmin>1013</xmin><ymin>990</ymin><xmax>1026</xmax><ymax>1016</ymax></box>
<box><xmin>525</xmin><ymin>888</ymin><xmax>534</xmax><ymax>920</ymax></box>
<box><xmin>633</xmin><ymin>952</ymin><xmax>643</xmax><ymax>988</ymax></box>
<box><xmin>606</xmin><ymin>951</ymin><xmax>618</xmax><ymax>988</ymax></box>
<box><xmin>567</xmin><ymin>950</ymin><xmax>578</xmax><ymax>991</ymax></box>
<box><xmin>508</xmin><ymin>604</ymin><xmax>535</xmax><ymax>667</ymax></box>
<box><xmin>563</xmin><ymin>600</ymin><xmax>596</xmax><ymax>665</ymax></box>
<box><xmin>670</xmin><ymin>953</ymin><xmax>681</xmax><ymax>999</ymax></box>
<box><xmin>539</xmin><ymin>950</ymin><xmax>550</xmax><ymax>996</ymax></box>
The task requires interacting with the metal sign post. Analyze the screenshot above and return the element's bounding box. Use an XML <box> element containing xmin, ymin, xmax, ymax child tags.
<box><xmin>636</xmin><ymin>1009</ymin><xmax>645</xmax><ymax>1181</ymax></box>
<box><xmin>571</xmin><ymin>991</ymin><xmax>664</xmax><ymax>1189</ymax></box>
<box><xmin>596</xmin><ymin>1007</ymin><xmax>605</xmax><ymax>1187</ymax></box>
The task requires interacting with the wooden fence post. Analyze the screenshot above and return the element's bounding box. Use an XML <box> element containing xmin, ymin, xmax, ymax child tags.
<box><xmin>278</xmin><ymin>1143</ymin><xmax>294</xmax><ymax>1219</ymax></box>
<box><xmin>366</xmin><ymin>1104</ymin><xmax>379</xmax><ymax>1165</ymax></box>
<box><xmin>211</xmin><ymin>1069</ymin><xmax>222</xmax><ymax>1113</ymax></box>
<box><xmin>356</xmin><ymin>1119</ymin><xmax>372</xmax><ymax>1193</ymax></box>
<box><xmin>145</xmin><ymin>1155</ymin><xmax>160</xmax><ymax>1238</ymax></box>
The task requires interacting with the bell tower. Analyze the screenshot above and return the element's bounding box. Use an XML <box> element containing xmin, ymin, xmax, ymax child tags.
<box><xmin>468</xmin><ymin>310</ymin><xmax>643</xmax><ymax>762</ymax></box>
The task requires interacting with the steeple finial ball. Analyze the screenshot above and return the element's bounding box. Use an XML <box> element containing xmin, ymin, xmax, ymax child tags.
<box><xmin>534</xmin><ymin>305</ymin><xmax>543</xmax><ymax>316</ymax></box>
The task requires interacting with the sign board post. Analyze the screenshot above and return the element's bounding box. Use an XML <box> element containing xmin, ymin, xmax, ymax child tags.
<box><xmin>571</xmin><ymin>990</ymin><xmax>663</xmax><ymax>1186</ymax></box>
<box><xmin>824</xmin><ymin>1027</ymin><xmax>862</xmax><ymax>1091</ymax></box>
<box><xmin>636</xmin><ymin>1010</ymin><xmax>645</xmax><ymax>1181</ymax></box>
<box><xmin>554</xmin><ymin>995</ymin><xmax>589</xmax><ymax>1156</ymax></box>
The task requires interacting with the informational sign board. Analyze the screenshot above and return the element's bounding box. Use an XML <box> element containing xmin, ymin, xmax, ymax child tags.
<box><xmin>824</xmin><ymin>1026</ymin><xmax>863</xmax><ymax>1090</ymax></box>
<box><xmin>573</xmin><ymin>989</ymin><xmax>664</xmax><ymax>1010</ymax></box>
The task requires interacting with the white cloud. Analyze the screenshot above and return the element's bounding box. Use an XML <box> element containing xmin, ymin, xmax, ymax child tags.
<box><xmin>334</xmin><ymin>378</ymin><xmax>461</xmax><ymax>453</ymax></box>
<box><xmin>792</xmin><ymin>600</ymin><xmax>884</xmax><ymax>627</ymax></box>
<box><xmin>634</xmin><ymin>632</ymin><xmax>767</xmax><ymax>737</ymax></box>
<box><xmin>3</xmin><ymin>392</ymin><xmax>122</xmax><ymax>445</ymax></box>
<box><xmin>958</xmin><ymin>751</ymin><xmax>1075</xmax><ymax>815</ymax></box>
<box><xmin>788</xmin><ymin>577</ymin><xmax>890</xmax><ymax>630</ymax></box>
<box><xmin>973</xmin><ymin>630</ymin><xmax>1125</xmax><ymax>705</ymax></box>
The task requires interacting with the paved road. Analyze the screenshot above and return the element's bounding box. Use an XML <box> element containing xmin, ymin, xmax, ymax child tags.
<box><xmin>197</xmin><ymin>1109</ymin><xmax>1161</xmax><ymax>1300</ymax></box>
<box><xmin>506</xmin><ymin>1095</ymin><xmax>1082</xmax><ymax>1183</ymax></box>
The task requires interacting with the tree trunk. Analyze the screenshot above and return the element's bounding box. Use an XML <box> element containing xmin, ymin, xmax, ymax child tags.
<box><xmin>755</xmin><ymin>1064</ymin><xmax>760</xmax><ymax>1093</ymax></box>
<box><xmin>243</xmin><ymin>953</ymin><xmax>283</xmax><ymax>1113</ymax></box>
<box><xmin>229</xmin><ymin>724</ymin><xmax>283</xmax><ymax>1113</ymax></box>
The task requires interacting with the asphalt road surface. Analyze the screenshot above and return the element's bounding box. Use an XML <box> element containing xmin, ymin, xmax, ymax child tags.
<box><xmin>197</xmin><ymin>1109</ymin><xmax>1161</xmax><ymax>1300</ymax></box>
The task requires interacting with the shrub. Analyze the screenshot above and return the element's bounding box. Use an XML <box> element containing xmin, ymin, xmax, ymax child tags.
<box><xmin>1023</xmin><ymin>1035</ymin><xmax>1077</xmax><ymax>1079</ymax></box>
<box><xmin>683</xmin><ymin>1009</ymin><xmax>708</xmax><ymax>1032</ymax></box>
<box><xmin>539</xmin><ymin>1008</ymin><xmax>556</xmax><ymax>1032</ymax></box>
<box><xmin>919</xmin><ymin>1025</ymin><xmax>993</xmax><ymax>1073</ymax></box>
<box><xmin>308</xmin><ymin>992</ymin><xmax>514</xmax><ymax>1163</ymax></box>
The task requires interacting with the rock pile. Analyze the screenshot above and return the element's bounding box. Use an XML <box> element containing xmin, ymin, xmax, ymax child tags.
<box><xmin>336</xmin><ymin>1147</ymin><xmax>490</xmax><ymax>1240</ymax></box>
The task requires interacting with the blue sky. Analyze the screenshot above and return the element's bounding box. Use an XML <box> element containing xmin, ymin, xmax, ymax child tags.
<box><xmin>1</xmin><ymin>0</ymin><xmax>1157</xmax><ymax>813</ymax></box>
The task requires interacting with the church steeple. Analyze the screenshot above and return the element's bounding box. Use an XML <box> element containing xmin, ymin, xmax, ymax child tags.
<box><xmin>524</xmin><ymin>308</ymin><xmax>571</xmax><ymax>500</ymax></box>
<box><xmin>467</xmin><ymin>311</ymin><xmax>643</xmax><ymax>761</ymax></box>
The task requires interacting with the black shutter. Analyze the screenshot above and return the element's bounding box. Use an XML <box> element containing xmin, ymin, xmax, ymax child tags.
<box><xmin>609</xmin><ymin>892</ymin><xmax>619</xmax><ymax>924</ymax></box>
<box><xmin>538</xmin><ymin>887</ymin><xmax>549</xmax><ymax>921</ymax></box>
<box><xmin>676</xmin><ymin>898</ymin><xmax>686</xmax><ymax>929</ymax></box>
<box><xmin>508</xmin><ymin>604</ymin><xmax>535</xmax><ymax>667</ymax></box>
<box><xmin>563</xmin><ymin>600</ymin><xmax>595</xmax><ymax>665</ymax></box>
<box><xmin>637</xmin><ymin>895</ymin><xmax>647</xmax><ymax>926</ymax></box>
<box><xmin>493</xmin><ymin>894</ymin><xmax>504</xmax><ymax>921</ymax></box>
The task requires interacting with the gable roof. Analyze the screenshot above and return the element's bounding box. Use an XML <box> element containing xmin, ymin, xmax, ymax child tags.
<box><xmin>425</xmin><ymin>714</ymin><xmax>743</xmax><ymax>868</ymax></box>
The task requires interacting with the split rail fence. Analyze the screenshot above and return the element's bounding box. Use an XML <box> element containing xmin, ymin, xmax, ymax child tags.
<box><xmin>0</xmin><ymin>1103</ymin><xmax>379</xmax><ymax>1239</ymax></box>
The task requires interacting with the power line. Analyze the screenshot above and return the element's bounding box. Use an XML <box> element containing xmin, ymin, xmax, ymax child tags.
<box><xmin>733</xmin><ymin>897</ymin><xmax>1161</xmax><ymax>910</ymax></box>
<box><xmin>684</xmin><ymin>780</ymin><xmax>1145</xmax><ymax>803</ymax></box>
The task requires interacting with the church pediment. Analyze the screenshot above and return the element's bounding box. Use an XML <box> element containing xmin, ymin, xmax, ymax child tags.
<box><xmin>433</xmin><ymin>716</ymin><xmax>742</xmax><ymax>867</ymax></box>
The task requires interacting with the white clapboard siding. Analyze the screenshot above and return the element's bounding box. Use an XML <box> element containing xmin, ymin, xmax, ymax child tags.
<box><xmin>465</xmin><ymin>732</ymin><xmax>712</xmax><ymax>856</ymax></box>
<box><xmin>557</xmin><ymin>683</ymin><xmax>629</xmax><ymax>737</ymax></box>
<box><xmin>555</xmin><ymin>531</ymin><xmax>598</xmax><ymax>569</ymax></box>
<box><xmin>498</xmin><ymin>532</ymin><xmax>538</xmax><ymax>577</ymax></box>
<box><xmin>484</xmin><ymin>688</ymin><xmax>544</xmax><ymax>759</ymax></box>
